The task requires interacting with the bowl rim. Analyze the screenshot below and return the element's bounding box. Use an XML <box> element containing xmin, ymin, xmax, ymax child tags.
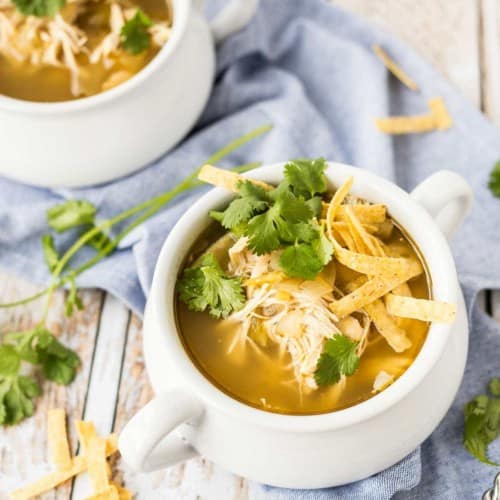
<box><xmin>0</xmin><ymin>0</ymin><xmax>194</xmax><ymax>114</ymax></box>
<box><xmin>151</xmin><ymin>161</ymin><xmax>459</xmax><ymax>432</ymax></box>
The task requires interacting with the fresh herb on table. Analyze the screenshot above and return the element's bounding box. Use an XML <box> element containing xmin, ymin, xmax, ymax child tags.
<box><xmin>12</xmin><ymin>0</ymin><xmax>65</xmax><ymax>17</ymax></box>
<box><xmin>121</xmin><ymin>10</ymin><xmax>153</xmax><ymax>55</ymax></box>
<box><xmin>210</xmin><ymin>157</ymin><xmax>334</xmax><ymax>280</ymax></box>
<box><xmin>177</xmin><ymin>253</ymin><xmax>246</xmax><ymax>318</ymax></box>
<box><xmin>314</xmin><ymin>334</ymin><xmax>360</xmax><ymax>387</ymax></box>
<box><xmin>488</xmin><ymin>161</ymin><xmax>500</xmax><ymax>197</ymax></box>
<box><xmin>463</xmin><ymin>378</ymin><xmax>500</xmax><ymax>465</ymax></box>
<box><xmin>0</xmin><ymin>124</ymin><xmax>272</xmax><ymax>426</ymax></box>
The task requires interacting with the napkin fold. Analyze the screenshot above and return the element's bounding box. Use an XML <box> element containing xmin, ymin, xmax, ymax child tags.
<box><xmin>1</xmin><ymin>0</ymin><xmax>500</xmax><ymax>498</ymax></box>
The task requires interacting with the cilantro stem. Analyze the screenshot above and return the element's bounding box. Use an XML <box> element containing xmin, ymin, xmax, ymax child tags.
<box><xmin>0</xmin><ymin>124</ymin><xmax>270</xmax><ymax>310</ymax></box>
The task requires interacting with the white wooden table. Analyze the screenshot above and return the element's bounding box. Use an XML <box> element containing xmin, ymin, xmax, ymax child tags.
<box><xmin>1</xmin><ymin>1</ymin><xmax>499</xmax><ymax>498</ymax></box>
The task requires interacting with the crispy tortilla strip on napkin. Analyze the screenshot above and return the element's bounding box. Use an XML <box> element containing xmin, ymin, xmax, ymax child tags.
<box><xmin>376</xmin><ymin>97</ymin><xmax>452</xmax><ymax>134</ymax></box>
<box><xmin>385</xmin><ymin>294</ymin><xmax>457</xmax><ymax>323</ymax></box>
<box><xmin>428</xmin><ymin>97</ymin><xmax>453</xmax><ymax>130</ymax></box>
<box><xmin>375</xmin><ymin>113</ymin><xmax>436</xmax><ymax>134</ymax></box>
<box><xmin>372</xmin><ymin>44</ymin><xmax>419</xmax><ymax>91</ymax></box>
<box><xmin>198</xmin><ymin>164</ymin><xmax>272</xmax><ymax>193</ymax></box>
<box><xmin>330</xmin><ymin>259</ymin><xmax>423</xmax><ymax>318</ymax></box>
<box><xmin>47</xmin><ymin>408</ymin><xmax>72</xmax><ymax>471</ymax></box>
<box><xmin>9</xmin><ymin>435</ymin><xmax>118</xmax><ymax>500</ymax></box>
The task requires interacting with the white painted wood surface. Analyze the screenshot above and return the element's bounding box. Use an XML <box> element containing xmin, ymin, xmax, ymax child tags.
<box><xmin>1</xmin><ymin>1</ymin><xmax>499</xmax><ymax>499</ymax></box>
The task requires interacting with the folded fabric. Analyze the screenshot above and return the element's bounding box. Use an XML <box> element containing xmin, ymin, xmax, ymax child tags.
<box><xmin>1</xmin><ymin>1</ymin><xmax>500</xmax><ymax>498</ymax></box>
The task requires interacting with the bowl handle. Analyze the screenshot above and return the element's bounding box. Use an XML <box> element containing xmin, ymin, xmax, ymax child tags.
<box><xmin>118</xmin><ymin>389</ymin><xmax>203</xmax><ymax>472</ymax></box>
<box><xmin>410</xmin><ymin>170</ymin><xmax>473</xmax><ymax>240</ymax></box>
<box><xmin>208</xmin><ymin>0</ymin><xmax>260</xmax><ymax>43</ymax></box>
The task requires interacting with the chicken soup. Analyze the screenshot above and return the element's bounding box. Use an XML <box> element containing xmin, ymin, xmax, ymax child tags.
<box><xmin>0</xmin><ymin>0</ymin><xmax>172</xmax><ymax>101</ymax></box>
<box><xmin>175</xmin><ymin>160</ymin><xmax>456</xmax><ymax>415</ymax></box>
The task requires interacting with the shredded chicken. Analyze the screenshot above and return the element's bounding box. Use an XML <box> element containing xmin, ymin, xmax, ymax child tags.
<box><xmin>0</xmin><ymin>0</ymin><xmax>171</xmax><ymax>97</ymax></box>
<box><xmin>226</xmin><ymin>237</ymin><xmax>349</xmax><ymax>391</ymax></box>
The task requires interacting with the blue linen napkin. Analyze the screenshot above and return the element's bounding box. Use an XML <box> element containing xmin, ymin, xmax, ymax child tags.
<box><xmin>1</xmin><ymin>0</ymin><xmax>500</xmax><ymax>498</ymax></box>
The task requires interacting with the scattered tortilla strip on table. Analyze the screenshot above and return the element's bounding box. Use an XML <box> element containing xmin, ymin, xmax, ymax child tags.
<box><xmin>375</xmin><ymin>97</ymin><xmax>453</xmax><ymax>134</ymax></box>
<box><xmin>47</xmin><ymin>408</ymin><xmax>72</xmax><ymax>471</ymax></box>
<box><xmin>198</xmin><ymin>164</ymin><xmax>272</xmax><ymax>193</ymax></box>
<box><xmin>372</xmin><ymin>44</ymin><xmax>419</xmax><ymax>91</ymax></box>
<box><xmin>9</xmin><ymin>435</ymin><xmax>118</xmax><ymax>500</ymax></box>
<box><xmin>385</xmin><ymin>294</ymin><xmax>457</xmax><ymax>323</ymax></box>
<box><xmin>87</xmin><ymin>435</ymin><xmax>111</xmax><ymax>493</ymax></box>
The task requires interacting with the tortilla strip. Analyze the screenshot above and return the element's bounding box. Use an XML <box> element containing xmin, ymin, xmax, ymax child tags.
<box><xmin>336</xmin><ymin>204</ymin><xmax>387</xmax><ymax>224</ymax></box>
<box><xmin>372</xmin><ymin>44</ymin><xmax>419</xmax><ymax>91</ymax></box>
<box><xmin>428</xmin><ymin>97</ymin><xmax>453</xmax><ymax>130</ymax></box>
<box><xmin>343</xmin><ymin>205</ymin><xmax>380</xmax><ymax>256</ymax></box>
<box><xmin>47</xmin><ymin>408</ymin><xmax>72</xmax><ymax>472</ymax></box>
<box><xmin>375</xmin><ymin>114</ymin><xmax>436</xmax><ymax>134</ymax></box>
<box><xmin>331</xmin><ymin>221</ymin><xmax>379</xmax><ymax>234</ymax></box>
<box><xmin>86</xmin><ymin>485</ymin><xmax>120</xmax><ymax>500</ymax></box>
<box><xmin>326</xmin><ymin>177</ymin><xmax>353</xmax><ymax>241</ymax></box>
<box><xmin>9</xmin><ymin>435</ymin><xmax>118</xmax><ymax>500</ymax></box>
<box><xmin>385</xmin><ymin>294</ymin><xmax>456</xmax><ymax>323</ymax></box>
<box><xmin>87</xmin><ymin>436</ymin><xmax>110</xmax><ymax>493</ymax></box>
<box><xmin>329</xmin><ymin>259</ymin><xmax>422</xmax><ymax>318</ymax></box>
<box><xmin>364</xmin><ymin>299</ymin><xmax>412</xmax><ymax>352</ymax></box>
<box><xmin>334</xmin><ymin>244</ymin><xmax>416</xmax><ymax>277</ymax></box>
<box><xmin>198</xmin><ymin>164</ymin><xmax>272</xmax><ymax>193</ymax></box>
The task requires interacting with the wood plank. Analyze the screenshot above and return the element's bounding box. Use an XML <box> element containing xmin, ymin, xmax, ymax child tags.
<box><xmin>112</xmin><ymin>314</ymin><xmax>249</xmax><ymax>499</ymax></box>
<box><xmin>71</xmin><ymin>294</ymin><xmax>130</xmax><ymax>499</ymax></box>
<box><xmin>331</xmin><ymin>0</ymin><xmax>481</xmax><ymax>105</ymax></box>
<box><xmin>0</xmin><ymin>271</ymin><xmax>103</xmax><ymax>500</ymax></box>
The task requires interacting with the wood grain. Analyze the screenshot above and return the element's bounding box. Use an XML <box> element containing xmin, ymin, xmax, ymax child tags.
<box><xmin>0</xmin><ymin>271</ymin><xmax>103</xmax><ymax>500</ymax></box>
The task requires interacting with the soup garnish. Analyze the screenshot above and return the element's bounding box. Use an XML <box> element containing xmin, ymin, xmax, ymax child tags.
<box><xmin>176</xmin><ymin>159</ymin><xmax>456</xmax><ymax>415</ymax></box>
<box><xmin>0</xmin><ymin>0</ymin><xmax>172</xmax><ymax>101</ymax></box>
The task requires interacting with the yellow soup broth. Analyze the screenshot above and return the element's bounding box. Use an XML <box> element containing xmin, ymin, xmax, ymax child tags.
<box><xmin>176</xmin><ymin>222</ymin><xmax>431</xmax><ymax>415</ymax></box>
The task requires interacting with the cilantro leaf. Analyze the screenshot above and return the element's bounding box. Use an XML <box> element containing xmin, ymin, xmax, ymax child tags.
<box><xmin>246</xmin><ymin>190</ymin><xmax>313</xmax><ymax>254</ymax></box>
<box><xmin>12</xmin><ymin>0</ymin><xmax>65</xmax><ymax>16</ymax></box>
<box><xmin>0</xmin><ymin>345</ymin><xmax>21</xmax><ymax>377</ymax></box>
<box><xmin>177</xmin><ymin>253</ymin><xmax>245</xmax><ymax>319</ymax></box>
<box><xmin>284</xmin><ymin>158</ymin><xmax>327</xmax><ymax>199</ymax></box>
<box><xmin>121</xmin><ymin>10</ymin><xmax>153</xmax><ymax>55</ymax></box>
<box><xmin>0</xmin><ymin>345</ymin><xmax>41</xmax><ymax>426</ymax></box>
<box><xmin>279</xmin><ymin>242</ymin><xmax>324</xmax><ymax>280</ymax></box>
<box><xmin>489</xmin><ymin>161</ymin><xmax>500</xmax><ymax>197</ymax></box>
<box><xmin>463</xmin><ymin>380</ymin><xmax>500</xmax><ymax>466</ymax></box>
<box><xmin>311</xmin><ymin>223</ymin><xmax>334</xmax><ymax>265</ymax></box>
<box><xmin>5</xmin><ymin>326</ymin><xmax>80</xmax><ymax>385</ymax></box>
<box><xmin>489</xmin><ymin>378</ymin><xmax>500</xmax><ymax>397</ymax></box>
<box><xmin>314</xmin><ymin>334</ymin><xmax>359</xmax><ymax>387</ymax></box>
<box><xmin>41</xmin><ymin>234</ymin><xmax>59</xmax><ymax>273</ymax></box>
<box><xmin>306</xmin><ymin>196</ymin><xmax>323</xmax><ymax>217</ymax></box>
<box><xmin>47</xmin><ymin>200</ymin><xmax>96</xmax><ymax>233</ymax></box>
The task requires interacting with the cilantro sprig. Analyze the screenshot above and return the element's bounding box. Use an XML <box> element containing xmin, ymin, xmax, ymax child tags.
<box><xmin>177</xmin><ymin>253</ymin><xmax>245</xmax><ymax>319</ymax></box>
<box><xmin>0</xmin><ymin>125</ymin><xmax>271</xmax><ymax>427</ymax></box>
<box><xmin>121</xmin><ymin>10</ymin><xmax>153</xmax><ymax>55</ymax></box>
<box><xmin>314</xmin><ymin>334</ymin><xmax>359</xmax><ymax>387</ymax></box>
<box><xmin>0</xmin><ymin>327</ymin><xmax>80</xmax><ymax>426</ymax></box>
<box><xmin>211</xmin><ymin>158</ymin><xmax>333</xmax><ymax>280</ymax></box>
<box><xmin>463</xmin><ymin>378</ymin><xmax>500</xmax><ymax>465</ymax></box>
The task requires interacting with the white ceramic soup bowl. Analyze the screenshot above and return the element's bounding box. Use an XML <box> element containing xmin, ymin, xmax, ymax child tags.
<box><xmin>0</xmin><ymin>0</ymin><xmax>259</xmax><ymax>188</ymax></box>
<box><xmin>119</xmin><ymin>162</ymin><xmax>473</xmax><ymax>489</ymax></box>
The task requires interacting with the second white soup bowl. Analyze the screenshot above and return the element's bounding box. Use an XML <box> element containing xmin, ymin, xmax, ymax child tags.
<box><xmin>119</xmin><ymin>162</ymin><xmax>472</xmax><ymax>488</ymax></box>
